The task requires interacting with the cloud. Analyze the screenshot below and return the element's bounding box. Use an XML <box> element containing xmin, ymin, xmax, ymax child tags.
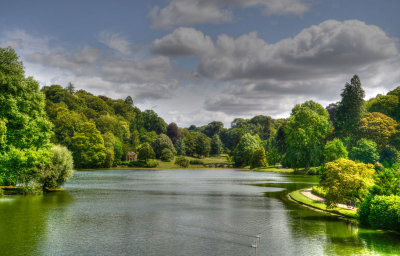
<box><xmin>151</xmin><ymin>27</ymin><xmax>215</xmax><ymax>56</ymax></box>
<box><xmin>98</xmin><ymin>31</ymin><xmax>132</xmax><ymax>55</ymax></box>
<box><xmin>150</xmin><ymin>0</ymin><xmax>309</xmax><ymax>29</ymax></box>
<box><xmin>198</xmin><ymin>20</ymin><xmax>398</xmax><ymax>81</ymax></box>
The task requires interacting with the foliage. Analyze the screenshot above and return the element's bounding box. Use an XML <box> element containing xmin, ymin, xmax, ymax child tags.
<box><xmin>151</xmin><ymin>134</ymin><xmax>176</xmax><ymax>158</ymax></box>
<box><xmin>323</xmin><ymin>138</ymin><xmax>348</xmax><ymax>163</ymax></box>
<box><xmin>250</xmin><ymin>147</ymin><xmax>268</xmax><ymax>169</ymax></box>
<box><xmin>39</xmin><ymin>145</ymin><xmax>74</xmax><ymax>188</ymax></box>
<box><xmin>102</xmin><ymin>132</ymin><xmax>115</xmax><ymax>168</ymax></box>
<box><xmin>349</xmin><ymin>139</ymin><xmax>379</xmax><ymax>164</ymax></box>
<box><xmin>174</xmin><ymin>138</ymin><xmax>186</xmax><ymax>156</ymax></box>
<box><xmin>184</xmin><ymin>132</ymin><xmax>211</xmax><ymax>157</ymax></box>
<box><xmin>166</xmin><ymin>122</ymin><xmax>181</xmax><ymax>144</ymax></box>
<box><xmin>379</xmin><ymin>146</ymin><xmax>399</xmax><ymax>167</ymax></box>
<box><xmin>367</xmin><ymin>94</ymin><xmax>400</xmax><ymax>121</ymax></box>
<box><xmin>359</xmin><ymin>195</ymin><xmax>400</xmax><ymax>231</ymax></box>
<box><xmin>160</xmin><ymin>148</ymin><xmax>174</xmax><ymax>162</ymax></box>
<box><xmin>142</xmin><ymin>110</ymin><xmax>166</xmax><ymax>134</ymax></box>
<box><xmin>175</xmin><ymin>157</ymin><xmax>190</xmax><ymax>168</ymax></box>
<box><xmin>357</xmin><ymin>112</ymin><xmax>398</xmax><ymax>151</ymax></box>
<box><xmin>284</xmin><ymin>101</ymin><xmax>330</xmax><ymax>169</ymax></box>
<box><xmin>146</xmin><ymin>159</ymin><xmax>159</xmax><ymax>168</ymax></box>
<box><xmin>334</xmin><ymin>75</ymin><xmax>366</xmax><ymax>136</ymax></box>
<box><xmin>369</xmin><ymin>168</ymin><xmax>400</xmax><ymax>196</ymax></box>
<box><xmin>124</xmin><ymin>96</ymin><xmax>133</xmax><ymax>105</ymax></box>
<box><xmin>233</xmin><ymin>133</ymin><xmax>260</xmax><ymax>167</ymax></box>
<box><xmin>210</xmin><ymin>134</ymin><xmax>223</xmax><ymax>155</ymax></box>
<box><xmin>266</xmin><ymin>148</ymin><xmax>281</xmax><ymax>166</ymax></box>
<box><xmin>137</xmin><ymin>143</ymin><xmax>155</xmax><ymax>161</ymax></box>
<box><xmin>312</xmin><ymin>186</ymin><xmax>327</xmax><ymax>198</ymax></box>
<box><xmin>189</xmin><ymin>159</ymin><xmax>204</xmax><ymax>165</ymax></box>
<box><xmin>321</xmin><ymin>158</ymin><xmax>375</xmax><ymax>207</ymax></box>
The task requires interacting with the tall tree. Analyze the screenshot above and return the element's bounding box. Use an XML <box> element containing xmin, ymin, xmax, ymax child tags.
<box><xmin>334</xmin><ymin>75</ymin><xmax>366</xmax><ymax>136</ymax></box>
<box><xmin>167</xmin><ymin>122</ymin><xmax>181</xmax><ymax>144</ymax></box>
<box><xmin>210</xmin><ymin>134</ymin><xmax>223</xmax><ymax>156</ymax></box>
<box><xmin>124</xmin><ymin>96</ymin><xmax>133</xmax><ymax>105</ymax></box>
<box><xmin>233</xmin><ymin>133</ymin><xmax>260</xmax><ymax>167</ymax></box>
<box><xmin>65</xmin><ymin>82</ymin><xmax>76</xmax><ymax>94</ymax></box>
<box><xmin>151</xmin><ymin>134</ymin><xmax>176</xmax><ymax>158</ymax></box>
<box><xmin>250</xmin><ymin>147</ymin><xmax>268</xmax><ymax>169</ymax></box>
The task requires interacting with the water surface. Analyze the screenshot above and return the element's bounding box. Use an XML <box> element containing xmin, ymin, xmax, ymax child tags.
<box><xmin>1</xmin><ymin>169</ymin><xmax>399</xmax><ymax>256</ymax></box>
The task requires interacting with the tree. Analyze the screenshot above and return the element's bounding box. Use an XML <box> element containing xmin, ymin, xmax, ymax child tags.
<box><xmin>284</xmin><ymin>101</ymin><xmax>330</xmax><ymax>169</ymax></box>
<box><xmin>175</xmin><ymin>156</ymin><xmax>189</xmax><ymax>168</ymax></box>
<box><xmin>160</xmin><ymin>148</ymin><xmax>174</xmax><ymax>162</ymax></box>
<box><xmin>367</xmin><ymin>94</ymin><xmax>400</xmax><ymax>121</ymax></box>
<box><xmin>39</xmin><ymin>145</ymin><xmax>74</xmax><ymax>188</ymax></box>
<box><xmin>65</xmin><ymin>82</ymin><xmax>76</xmax><ymax>94</ymax></box>
<box><xmin>323</xmin><ymin>138</ymin><xmax>348</xmax><ymax>163</ymax></box>
<box><xmin>203</xmin><ymin>121</ymin><xmax>224</xmax><ymax>137</ymax></box>
<box><xmin>70</xmin><ymin>121</ymin><xmax>106</xmax><ymax>168</ymax></box>
<box><xmin>174</xmin><ymin>138</ymin><xmax>186</xmax><ymax>156</ymax></box>
<box><xmin>102</xmin><ymin>132</ymin><xmax>115</xmax><ymax>168</ymax></box>
<box><xmin>137</xmin><ymin>143</ymin><xmax>155</xmax><ymax>161</ymax></box>
<box><xmin>250</xmin><ymin>147</ymin><xmax>268</xmax><ymax>169</ymax></box>
<box><xmin>124</xmin><ymin>96</ymin><xmax>133</xmax><ymax>105</ymax></box>
<box><xmin>210</xmin><ymin>134</ymin><xmax>223</xmax><ymax>156</ymax></box>
<box><xmin>151</xmin><ymin>134</ymin><xmax>176</xmax><ymax>158</ymax></box>
<box><xmin>233</xmin><ymin>133</ymin><xmax>260</xmax><ymax>167</ymax></box>
<box><xmin>334</xmin><ymin>75</ymin><xmax>366</xmax><ymax>136</ymax></box>
<box><xmin>166</xmin><ymin>122</ymin><xmax>181</xmax><ymax>144</ymax></box>
<box><xmin>142</xmin><ymin>110</ymin><xmax>166</xmax><ymax>134</ymax></box>
<box><xmin>266</xmin><ymin>148</ymin><xmax>281</xmax><ymax>166</ymax></box>
<box><xmin>379</xmin><ymin>146</ymin><xmax>399</xmax><ymax>167</ymax></box>
<box><xmin>349</xmin><ymin>139</ymin><xmax>379</xmax><ymax>164</ymax></box>
<box><xmin>325</xmin><ymin>103</ymin><xmax>337</xmax><ymax>124</ymax></box>
<box><xmin>194</xmin><ymin>132</ymin><xmax>211</xmax><ymax>157</ymax></box>
<box><xmin>357</xmin><ymin>112</ymin><xmax>399</xmax><ymax>151</ymax></box>
<box><xmin>321</xmin><ymin>158</ymin><xmax>375</xmax><ymax>207</ymax></box>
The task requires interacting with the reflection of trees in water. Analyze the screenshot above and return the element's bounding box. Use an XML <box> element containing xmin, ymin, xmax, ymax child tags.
<box><xmin>0</xmin><ymin>192</ymin><xmax>72</xmax><ymax>255</ymax></box>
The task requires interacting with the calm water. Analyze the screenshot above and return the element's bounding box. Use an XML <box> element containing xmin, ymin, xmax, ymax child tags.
<box><xmin>1</xmin><ymin>169</ymin><xmax>400</xmax><ymax>256</ymax></box>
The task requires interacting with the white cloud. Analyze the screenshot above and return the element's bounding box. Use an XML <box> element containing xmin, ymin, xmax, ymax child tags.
<box><xmin>98</xmin><ymin>31</ymin><xmax>132</xmax><ymax>55</ymax></box>
<box><xmin>150</xmin><ymin>0</ymin><xmax>309</xmax><ymax>29</ymax></box>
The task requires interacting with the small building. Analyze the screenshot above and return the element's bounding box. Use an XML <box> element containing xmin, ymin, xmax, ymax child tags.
<box><xmin>126</xmin><ymin>151</ymin><xmax>137</xmax><ymax>161</ymax></box>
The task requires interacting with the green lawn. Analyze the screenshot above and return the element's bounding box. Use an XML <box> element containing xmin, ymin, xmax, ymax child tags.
<box><xmin>289</xmin><ymin>188</ymin><xmax>357</xmax><ymax>218</ymax></box>
<box><xmin>249</xmin><ymin>166</ymin><xmax>295</xmax><ymax>173</ymax></box>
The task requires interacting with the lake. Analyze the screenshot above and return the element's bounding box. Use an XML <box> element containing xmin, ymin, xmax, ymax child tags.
<box><xmin>1</xmin><ymin>169</ymin><xmax>399</xmax><ymax>256</ymax></box>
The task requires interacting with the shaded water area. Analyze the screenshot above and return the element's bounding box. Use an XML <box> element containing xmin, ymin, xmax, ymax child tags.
<box><xmin>1</xmin><ymin>169</ymin><xmax>400</xmax><ymax>256</ymax></box>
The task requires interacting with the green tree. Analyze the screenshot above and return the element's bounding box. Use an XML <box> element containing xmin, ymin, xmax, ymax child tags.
<box><xmin>379</xmin><ymin>146</ymin><xmax>399</xmax><ymax>167</ymax></box>
<box><xmin>174</xmin><ymin>138</ymin><xmax>186</xmax><ymax>156</ymax></box>
<box><xmin>39</xmin><ymin>145</ymin><xmax>74</xmax><ymax>188</ymax></box>
<box><xmin>266</xmin><ymin>148</ymin><xmax>281</xmax><ymax>166</ymax></box>
<box><xmin>334</xmin><ymin>75</ymin><xmax>366</xmax><ymax>136</ymax></box>
<box><xmin>124</xmin><ymin>96</ymin><xmax>133</xmax><ymax>105</ymax></box>
<box><xmin>160</xmin><ymin>148</ymin><xmax>174</xmax><ymax>162</ymax></box>
<box><xmin>175</xmin><ymin>156</ymin><xmax>189</xmax><ymax>168</ymax></box>
<box><xmin>367</xmin><ymin>94</ymin><xmax>400</xmax><ymax>121</ymax></box>
<box><xmin>284</xmin><ymin>101</ymin><xmax>330</xmax><ymax>169</ymax></box>
<box><xmin>65</xmin><ymin>82</ymin><xmax>76</xmax><ymax>94</ymax></box>
<box><xmin>323</xmin><ymin>138</ymin><xmax>348</xmax><ymax>163</ymax></box>
<box><xmin>321</xmin><ymin>158</ymin><xmax>375</xmax><ymax>207</ymax></box>
<box><xmin>151</xmin><ymin>134</ymin><xmax>176</xmax><ymax>158</ymax></box>
<box><xmin>137</xmin><ymin>143</ymin><xmax>155</xmax><ymax>161</ymax></box>
<box><xmin>349</xmin><ymin>139</ymin><xmax>379</xmax><ymax>164</ymax></box>
<box><xmin>142</xmin><ymin>110</ymin><xmax>167</xmax><ymax>134</ymax></box>
<box><xmin>250</xmin><ymin>147</ymin><xmax>268</xmax><ymax>169</ymax></box>
<box><xmin>357</xmin><ymin>112</ymin><xmax>399</xmax><ymax>151</ymax></box>
<box><xmin>114</xmin><ymin>137</ymin><xmax>124</xmax><ymax>163</ymax></box>
<box><xmin>210</xmin><ymin>134</ymin><xmax>223</xmax><ymax>156</ymax></box>
<box><xmin>70</xmin><ymin>121</ymin><xmax>106</xmax><ymax>168</ymax></box>
<box><xmin>233</xmin><ymin>133</ymin><xmax>260</xmax><ymax>167</ymax></box>
<box><xmin>194</xmin><ymin>132</ymin><xmax>211</xmax><ymax>157</ymax></box>
<box><xmin>102</xmin><ymin>132</ymin><xmax>115</xmax><ymax>168</ymax></box>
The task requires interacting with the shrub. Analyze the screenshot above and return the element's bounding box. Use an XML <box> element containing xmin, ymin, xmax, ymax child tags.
<box><xmin>175</xmin><ymin>157</ymin><xmax>190</xmax><ymax>168</ymax></box>
<box><xmin>146</xmin><ymin>159</ymin><xmax>159</xmax><ymax>168</ymax></box>
<box><xmin>189</xmin><ymin>159</ymin><xmax>204</xmax><ymax>165</ymax></box>
<box><xmin>0</xmin><ymin>188</ymin><xmax>3</xmax><ymax>196</ymax></box>
<box><xmin>127</xmin><ymin>161</ymin><xmax>147</xmax><ymax>168</ymax></box>
<box><xmin>160</xmin><ymin>148</ymin><xmax>174</xmax><ymax>162</ymax></box>
<box><xmin>349</xmin><ymin>139</ymin><xmax>379</xmax><ymax>164</ymax></box>
<box><xmin>40</xmin><ymin>145</ymin><xmax>74</xmax><ymax>188</ymax></box>
<box><xmin>359</xmin><ymin>195</ymin><xmax>400</xmax><ymax>231</ymax></box>
<box><xmin>312</xmin><ymin>186</ymin><xmax>327</xmax><ymax>198</ymax></box>
<box><xmin>250</xmin><ymin>147</ymin><xmax>268</xmax><ymax>169</ymax></box>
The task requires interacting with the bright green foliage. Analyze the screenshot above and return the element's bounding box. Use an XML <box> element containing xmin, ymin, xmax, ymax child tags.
<box><xmin>359</xmin><ymin>195</ymin><xmax>400</xmax><ymax>231</ymax></box>
<box><xmin>349</xmin><ymin>139</ymin><xmax>379</xmax><ymax>164</ymax></box>
<box><xmin>357</xmin><ymin>112</ymin><xmax>399</xmax><ymax>151</ymax></box>
<box><xmin>113</xmin><ymin>137</ymin><xmax>124</xmax><ymax>163</ymax></box>
<box><xmin>142</xmin><ymin>110</ymin><xmax>167</xmax><ymax>134</ymax></box>
<box><xmin>367</xmin><ymin>94</ymin><xmax>400</xmax><ymax>121</ymax></box>
<box><xmin>151</xmin><ymin>134</ymin><xmax>176</xmax><ymax>158</ymax></box>
<box><xmin>323</xmin><ymin>138</ymin><xmax>348</xmax><ymax>163</ymax></box>
<box><xmin>146</xmin><ymin>159</ymin><xmax>159</xmax><ymax>168</ymax></box>
<box><xmin>250</xmin><ymin>147</ymin><xmax>268</xmax><ymax>169</ymax></box>
<box><xmin>233</xmin><ymin>133</ymin><xmax>260</xmax><ymax>167</ymax></box>
<box><xmin>137</xmin><ymin>143</ymin><xmax>155</xmax><ymax>161</ymax></box>
<box><xmin>321</xmin><ymin>158</ymin><xmax>375</xmax><ymax>207</ymax></box>
<box><xmin>102</xmin><ymin>132</ymin><xmax>115</xmax><ymax>168</ymax></box>
<box><xmin>334</xmin><ymin>75</ymin><xmax>366</xmax><ymax>136</ymax></box>
<box><xmin>210</xmin><ymin>134</ymin><xmax>223</xmax><ymax>155</ymax></box>
<box><xmin>160</xmin><ymin>148</ymin><xmax>174</xmax><ymax>162</ymax></box>
<box><xmin>40</xmin><ymin>145</ymin><xmax>74</xmax><ymax>188</ymax></box>
<box><xmin>0</xmin><ymin>119</ymin><xmax>7</xmax><ymax>150</ymax></box>
<box><xmin>369</xmin><ymin>168</ymin><xmax>400</xmax><ymax>196</ymax></box>
<box><xmin>52</xmin><ymin>107</ymin><xmax>86</xmax><ymax>147</ymax></box>
<box><xmin>70</xmin><ymin>121</ymin><xmax>106</xmax><ymax>168</ymax></box>
<box><xmin>266</xmin><ymin>148</ymin><xmax>280</xmax><ymax>166</ymax></box>
<box><xmin>175</xmin><ymin>156</ymin><xmax>189</xmax><ymax>168</ymax></box>
<box><xmin>284</xmin><ymin>101</ymin><xmax>330</xmax><ymax>169</ymax></box>
<box><xmin>174</xmin><ymin>138</ymin><xmax>186</xmax><ymax>155</ymax></box>
<box><xmin>379</xmin><ymin>147</ymin><xmax>399</xmax><ymax>167</ymax></box>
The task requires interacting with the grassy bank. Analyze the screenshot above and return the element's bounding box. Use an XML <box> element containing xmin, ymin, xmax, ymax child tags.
<box><xmin>249</xmin><ymin>166</ymin><xmax>295</xmax><ymax>173</ymax></box>
<box><xmin>288</xmin><ymin>188</ymin><xmax>357</xmax><ymax>219</ymax></box>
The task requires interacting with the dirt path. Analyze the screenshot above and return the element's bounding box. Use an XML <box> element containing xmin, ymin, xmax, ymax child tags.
<box><xmin>301</xmin><ymin>189</ymin><xmax>357</xmax><ymax>211</ymax></box>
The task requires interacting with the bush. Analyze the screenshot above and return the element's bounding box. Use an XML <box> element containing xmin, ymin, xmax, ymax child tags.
<box><xmin>0</xmin><ymin>188</ymin><xmax>3</xmax><ymax>196</ymax></box>
<box><xmin>175</xmin><ymin>157</ymin><xmax>190</xmax><ymax>168</ymax></box>
<box><xmin>127</xmin><ymin>161</ymin><xmax>147</xmax><ymax>168</ymax></box>
<box><xmin>312</xmin><ymin>186</ymin><xmax>327</xmax><ymax>198</ymax></box>
<box><xmin>40</xmin><ymin>145</ymin><xmax>74</xmax><ymax>188</ymax></box>
<box><xmin>250</xmin><ymin>147</ymin><xmax>268</xmax><ymax>169</ymax></box>
<box><xmin>160</xmin><ymin>148</ymin><xmax>174</xmax><ymax>162</ymax></box>
<box><xmin>349</xmin><ymin>139</ymin><xmax>379</xmax><ymax>164</ymax></box>
<box><xmin>359</xmin><ymin>195</ymin><xmax>400</xmax><ymax>231</ymax></box>
<box><xmin>306</xmin><ymin>167</ymin><xmax>318</xmax><ymax>175</ymax></box>
<box><xmin>146</xmin><ymin>159</ymin><xmax>159</xmax><ymax>168</ymax></box>
<box><xmin>189</xmin><ymin>159</ymin><xmax>204</xmax><ymax>165</ymax></box>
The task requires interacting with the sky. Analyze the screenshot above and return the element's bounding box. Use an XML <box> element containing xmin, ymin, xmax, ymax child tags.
<box><xmin>1</xmin><ymin>0</ymin><xmax>400</xmax><ymax>128</ymax></box>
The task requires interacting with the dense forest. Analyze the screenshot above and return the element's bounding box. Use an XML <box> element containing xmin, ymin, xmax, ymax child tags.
<box><xmin>1</xmin><ymin>46</ymin><xmax>400</xmax><ymax>230</ymax></box>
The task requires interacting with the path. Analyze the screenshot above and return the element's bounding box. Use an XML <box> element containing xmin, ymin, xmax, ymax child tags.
<box><xmin>301</xmin><ymin>189</ymin><xmax>357</xmax><ymax>211</ymax></box>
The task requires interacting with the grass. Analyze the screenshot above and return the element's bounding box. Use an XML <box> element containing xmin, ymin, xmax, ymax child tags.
<box><xmin>155</xmin><ymin>154</ymin><xmax>234</xmax><ymax>169</ymax></box>
<box><xmin>289</xmin><ymin>188</ymin><xmax>357</xmax><ymax>219</ymax></box>
<box><xmin>249</xmin><ymin>166</ymin><xmax>295</xmax><ymax>173</ymax></box>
